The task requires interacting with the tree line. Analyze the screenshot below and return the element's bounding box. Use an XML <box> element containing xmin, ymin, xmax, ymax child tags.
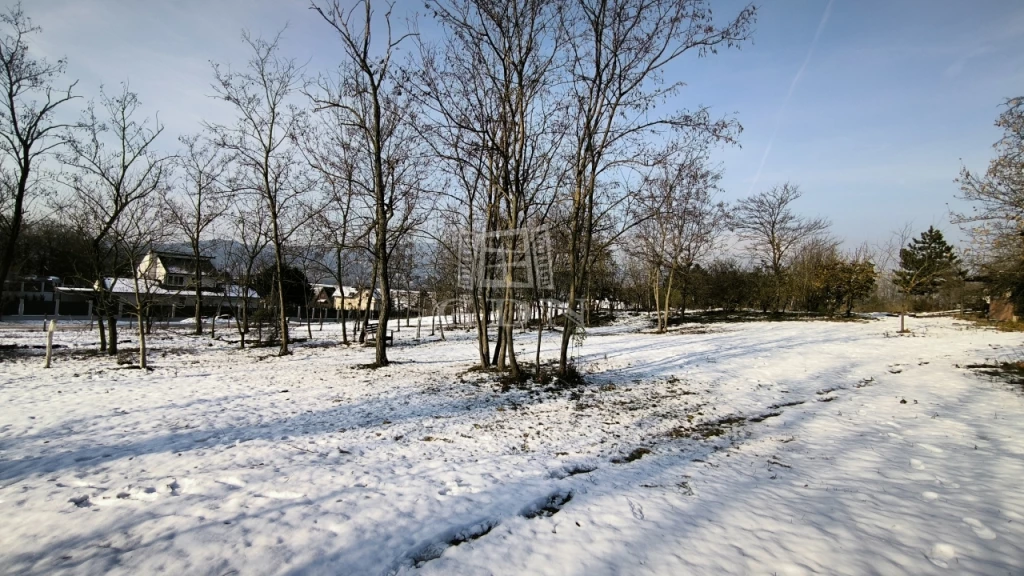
<box><xmin>0</xmin><ymin>1</ymin><xmax>1010</xmax><ymax>374</ymax></box>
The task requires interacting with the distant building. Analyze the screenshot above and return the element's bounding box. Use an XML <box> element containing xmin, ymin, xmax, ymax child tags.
<box><xmin>311</xmin><ymin>285</ymin><xmax>337</xmax><ymax>308</ymax></box>
<box><xmin>0</xmin><ymin>276</ymin><xmax>68</xmax><ymax>317</ymax></box>
<box><xmin>42</xmin><ymin>250</ymin><xmax>259</xmax><ymax>320</ymax></box>
<box><xmin>138</xmin><ymin>250</ymin><xmax>219</xmax><ymax>289</ymax></box>
<box><xmin>311</xmin><ymin>284</ymin><xmax>379</xmax><ymax>312</ymax></box>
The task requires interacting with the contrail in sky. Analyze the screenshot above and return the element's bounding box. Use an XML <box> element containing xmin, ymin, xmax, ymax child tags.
<box><xmin>747</xmin><ymin>0</ymin><xmax>835</xmax><ymax>195</ymax></box>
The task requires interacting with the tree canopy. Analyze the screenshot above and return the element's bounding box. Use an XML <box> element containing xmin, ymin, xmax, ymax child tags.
<box><xmin>894</xmin><ymin>226</ymin><xmax>959</xmax><ymax>297</ymax></box>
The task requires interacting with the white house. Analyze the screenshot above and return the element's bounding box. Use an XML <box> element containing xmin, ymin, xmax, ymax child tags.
<box><xmin>138</xmin><ymin>250</ymin><xmax>219</xmax><ymax>289</ymax></box>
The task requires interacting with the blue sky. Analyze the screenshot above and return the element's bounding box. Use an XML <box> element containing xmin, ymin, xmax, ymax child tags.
<box><xmin>679</xmin><ymin>0</ymin><xmax>1024</xmax><ymax>246</ymax></box>
<box><xmin>11</xmin><ymin>0</ymin><xmax>1024</xmax><ymax>247</ymax></box>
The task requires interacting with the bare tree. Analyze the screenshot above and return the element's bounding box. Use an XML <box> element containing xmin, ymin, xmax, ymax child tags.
<box><xmin>413</xmin><ymin>9</ymin><xmax>500</xmax><ymax>368</ymax></box>
<box><xmin>224</xmin><ymin>196</ymin><xmax>271</xmax><ymax>349</ymax></box>
<box><xmin>632</xmin><ymin>190</ymin><xmax>676</xmax><ymax>332</ymax></box>
<box><xmin>0</xmin><ymin>3</ymin><xmax>78</xmax><ymax>317</ymax></box>
<box><xmin>954</xmin><ymin>97</ymin><xmax>1024</xmax><ymax>241</ymax></box>
<box><xmin>116</xmin><ymin>191</ymin><xmax>171</xmax><ymax>369</ymax></box>
<box><xmin>61</xmin><ymin>84</ymin><xmax>166</xmax><ymax>355</ymax></box>
<box><xmin>287</xmin><ymin>220</ymin><xmax>330</xmax><ymax>339</ymax></box>
<box><xmin>208</xmin><ymin>31</ymin><xmax>307</xmax><ymax>356</ymax></box>
<box><xmin>954</xmin><ymin>97</ymin><xmax>1024</xmax><ymax>301</ymax></box>
<box><xmin>733</xmin><ymin>183</ymin><xmax>829</xmax><ymax>312</ymax></box>
<box><xmin>308</xmin><ymin>181</ymin><xmax>365</xmax><ymax>343</ymax></box>
<box><xmin>310</xmin><ymin>0</ymin><xmax>424</xmax><ymax>367</ymax></box>
<box><xmin>416</xmin><ymin>0</ymin><xmax>565</xmax><ymax>377</ymax></box>
<box><xmin>873</xmin><ymin>224</ymin><xmax>906</xmax><ymax>310</ymax></box>
<box><xmin>166</xmin><ymin>133</ymin><xmax>231</xmax><ymax>335</ymax></box>
<box><xmin>556</xmin><ymin>0</ymin><xmax>755</xmax><ymax>374</ymax></box>
<box><xmin>300</xmin><ymin>109</ymin><xmax>372</xmax><ymax>345</ymax></box>
<box><xmin>633</xmin><ymin>153</ymin><xmax>727</xmax><ymax>331</ymax></box>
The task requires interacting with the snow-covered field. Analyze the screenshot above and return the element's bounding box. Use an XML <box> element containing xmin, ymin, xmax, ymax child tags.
<box><xmin>1</xmin><ymin>315</ymin><xmax>1023</xmax><ymax>575</ymax></box>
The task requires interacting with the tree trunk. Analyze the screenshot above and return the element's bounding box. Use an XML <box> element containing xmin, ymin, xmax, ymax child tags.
<box><xmin>107</xmin><ymin>314</ymin><xmax>118</xmax><ymax>355</ymax></box>
<box><xmin>237</xmin><ymin>293</ymin><xmax>250</xmax><ymax>349</ymax></box>
<box><xmin>652</xmin><ymin>270</ymin><xmax>662</xmax><ymax>331</ymax></box>
<box><xmin>405</xmin><ymin>285</ymin><xmax>411</xmax><ymax>327</ymax></box>
<box><xmin>268</xmin><ymin>204</ymin><xmax>289</xmax><ymax>355</ymax></box>
<box><xmin>97</xmin><ymin>308</ymin><xmax>107</xmax><ymax>352</ymax></box>
<box><xmin>194</xmin><ymin>243</ymin><xmax>203</xmax><ymax>335</ymax></box>
<box><xmin>416</xmin><ymin>292</ymin><xmax>423</xmax><ymax>340</ymax></box>
<box><xmin>534</xmin><ymin>294</ymin><xmax>544</xmax><ymax>381</ymax></box>
<box><xmin>0</xmin><ymin>166</ymin><xmax>30</xmax><ymax>322</ymax></box>
<box><xmin>239</xmin><ymin>302</ymin><xmax>247</xmax><ymax>349</ymax></box>
<box><xmin>492</xmin><ymin>319</ymin><xmax>503</xmax><ymax>367</ymax></box>
<box><xmin>337</xmin><ymin>248</ymin><xmax>348</xmax><ymax>345</ymax></box>
<box><xmin>557</xmin><ymin>186</ymin><xmax>583</xmax><ymax>376</ymax></box>
<box><xmin>375</xmin><ymin>268</ymin><xmax>390</xmax><ymax>365</ymax></box>
<box><xmin>131</xmin><ymin>276</ymin><xmax>148</xmax><ymax>369</ymax></box>
<box><xmin>679</xmin><ymin>267</ymin><xmax>689</xmax><ymax>318</ymax></box>
<box><xmin>474</xmin><ymin>284</ymin><xmax>491</xmax><ymax>367</ymax></box>
<box><xmin>661</xmin><ymin>266</ymin><xmax>676</xmax><ymax>333</ymax></box>
<box><xmin>559</xmin><ymin>165</ymin><xmax>599</xmax><ymax>374</ymax></box>
<box><xmin>361</xmin><ymin>257</ymin><xmax>379</xmax><ymax>344</ymax></box>
<box><xmin>504</xmin><ymin>303</ymin><xmax>519</xmax><ymax>378</ymax></box>
<box><xmin>370</xmin><ymin>76</ymin><xmax>391</xmax><ymax>367</ymax></box>
<box><xmin>558</xmin><ymin>285</ymin><xmax>577</xmax><ymax>375</ymax></box>
<box><xmin>501</xmin><ymin>228</ymin><xmax>520</xmax><ymax>377</ymax></box>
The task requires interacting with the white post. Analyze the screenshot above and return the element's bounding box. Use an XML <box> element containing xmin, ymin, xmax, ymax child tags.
<box><xmin>44</xmin><ymin>319</ymin><xmax>56</xmax><ymax>368</ymax></box>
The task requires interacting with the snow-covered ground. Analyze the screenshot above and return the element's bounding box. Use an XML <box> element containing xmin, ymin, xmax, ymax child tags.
<box><xmin>1</xmin><ymin>315</ymin><xmax>1023</xmax><ymax>575</ymax></box>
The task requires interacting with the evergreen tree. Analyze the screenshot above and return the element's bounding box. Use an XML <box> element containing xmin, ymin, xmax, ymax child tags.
<box><xmin>842</xmin><ymin>259</ymin><xmax>877</xmax><ymax>316</ymax></box>
<box><xmin>893</xmin><ymin>226</ymin><xmax>959</xmax><ymax>331</ymax></box>
<box><xmin>254</xmin><ymin>265</ymin><xmax>310</xmax><ymax>312</ymax></box>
